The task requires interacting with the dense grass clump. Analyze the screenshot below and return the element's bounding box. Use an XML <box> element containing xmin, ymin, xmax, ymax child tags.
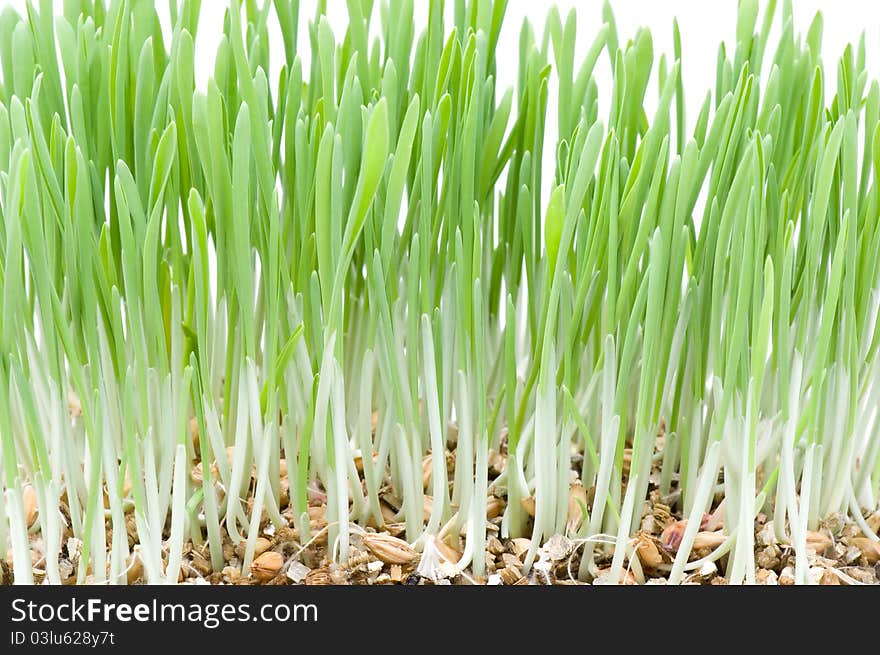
<box><xmin>1</xmin><ymin>0</ymin><xmax>879</xmax><ymax>585</ymax></box>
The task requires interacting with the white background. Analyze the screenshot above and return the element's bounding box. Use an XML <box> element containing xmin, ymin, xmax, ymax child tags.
<box><xmin>2</xmin><ymin>1</ymin><xmax>878</xmax><ymax>115</ymax></box>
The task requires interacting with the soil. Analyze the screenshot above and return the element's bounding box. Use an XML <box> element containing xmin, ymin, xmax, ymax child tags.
<box><xmin>4</xmin><ymin>420</ymin><xmax>880</xmax><ymax>586</ymax></box>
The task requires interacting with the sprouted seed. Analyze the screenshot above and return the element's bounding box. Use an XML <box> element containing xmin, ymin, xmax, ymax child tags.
<box><xmin>0</xmin><ymin>0</ymin><xmax>879</xmax><ymax>586</ymax></box>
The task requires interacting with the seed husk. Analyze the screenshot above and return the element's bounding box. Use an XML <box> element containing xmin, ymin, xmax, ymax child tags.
<box><xmin>362</xmin><ymin>533</ymin><xmax>418</xmax><ymax>565</ymax></box>
<box><xmin>510</xmin><ymin>538</ymin><xmax>531</xmax><ymax>560</ymax></box>
<box><xmin>660</xmin><ymin>519</ymin><xmax>688</xmax><ymax>551</ymax></box>
<box><xmin>499</xmin><ymin>566</ymin><xmax>524</xmax><ymax>585</ymax></box>
<box><xmin>251</xmin><ymin>551</ymin><xmax>284</xmax><ymax>582</ymax></box>
<box><xmin>305</xmin><ymin>568</ymin><xmax>332</xmax><ymax>585</ymax></box>
<box><xmin>633</xmin><ymin>533</ymin><xmax>663</xmax><ymax>568</ymax></box>
<box><xmin>22</xmin><ymin>485</ymin><xmax>38</xmax><ymax>528</ymax></box>
<box><xmin>806</xmin><ymin>530</ymin><xmax>833</xmax><ymax>554</ymax></box>
<box><xmin>126</xmin><ymin>550</ymin><xmax>144</xmax><ymax>585</ymax></box>
<box><xmin>849</xmin><ymin>537</ymin><xmax>880</xmax><ymax>564</ymax></box>
<box><xmin>692</xmin><ymin>530</ymin><xmax>726</xmax><ymax>550</ymax></box>
<box><xmin>434</xmin><ymin>537</ymin><xmax>461</xmax><ymax>564</ymax></box>
<box><xmin>486</xmin><ymin>496</ymin><xmax>506</xmax><ymax>520</ymax></box>
<box><xmin>566</xmin><ymin>483</ymin><xmax>588</xmax><ymax>534</ymax></box>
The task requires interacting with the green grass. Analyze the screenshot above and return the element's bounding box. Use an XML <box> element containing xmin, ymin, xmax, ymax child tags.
<box><xmin>0</xmin><ymin>0</ymin><xmax>879</xmax><ymax>585</ymax></box>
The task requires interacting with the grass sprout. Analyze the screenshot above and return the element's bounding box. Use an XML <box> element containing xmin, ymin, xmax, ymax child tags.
<box><xmin>0</xmin><ymin>0</ymin><xmax>879</xmax><ymax>586</ymax></box>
